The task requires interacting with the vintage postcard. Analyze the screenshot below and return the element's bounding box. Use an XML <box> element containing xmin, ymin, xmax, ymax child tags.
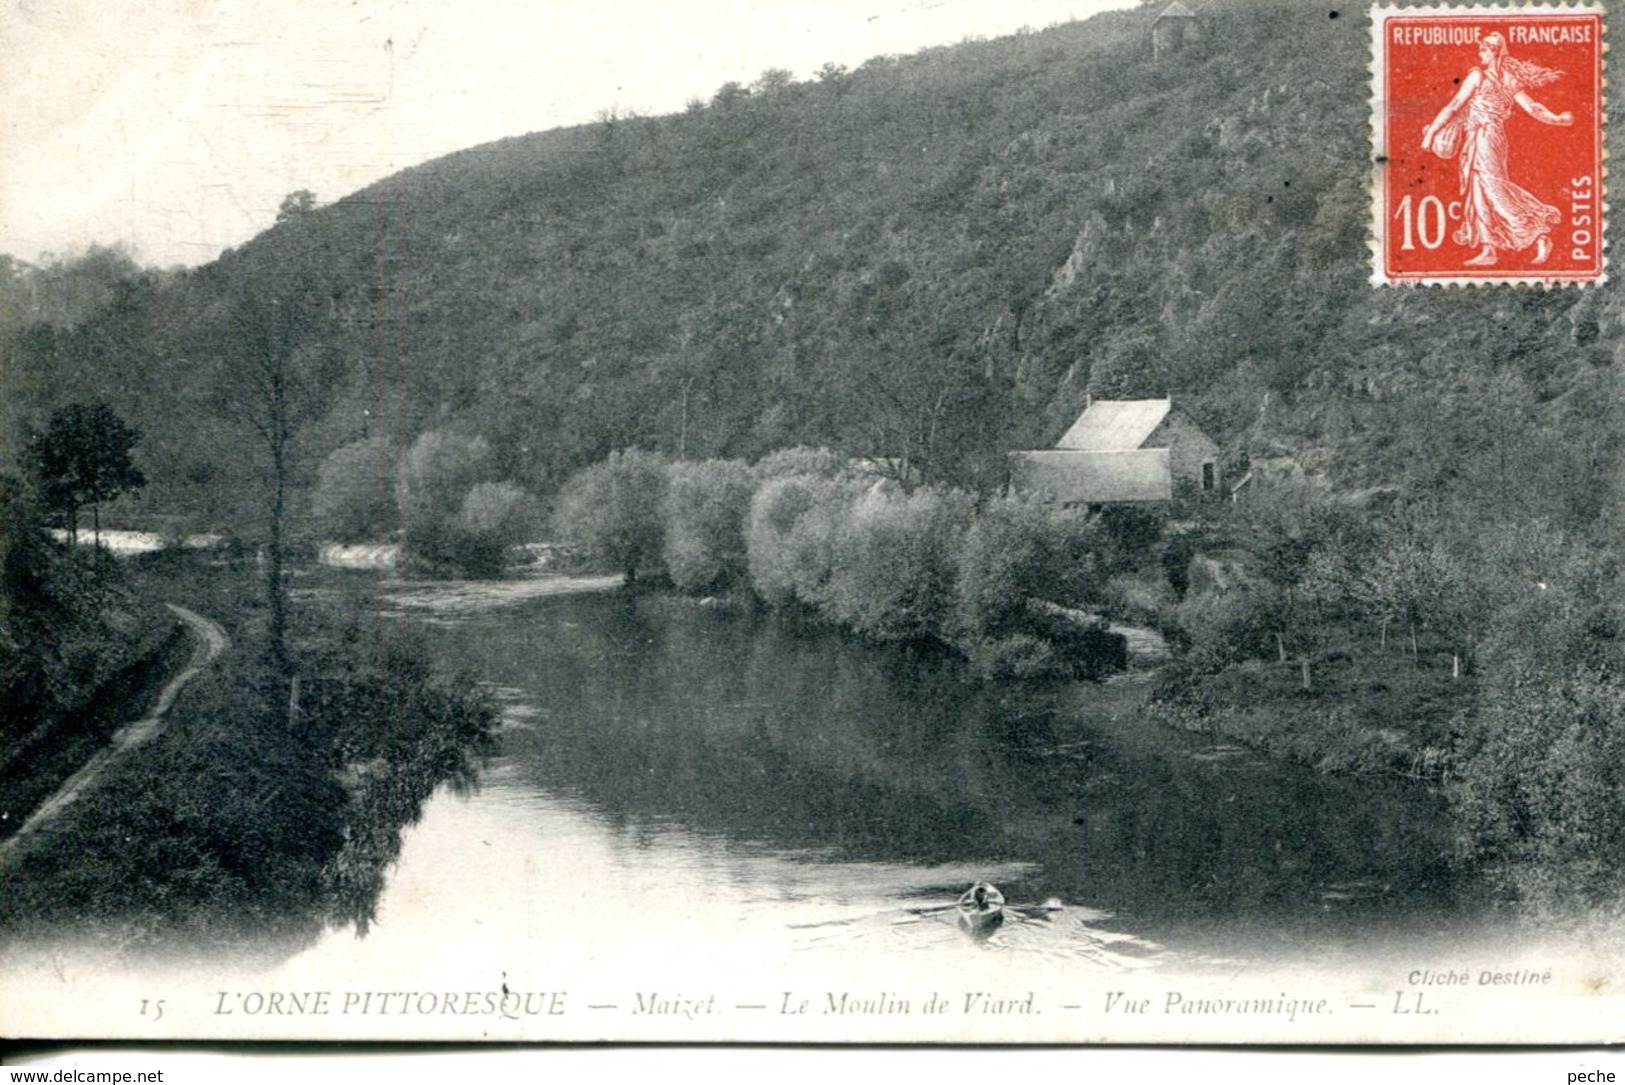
<box><xmin>2</xmin><ymin>0</ymin><xmax>1624</xmax><ymax>1052</ymax></box>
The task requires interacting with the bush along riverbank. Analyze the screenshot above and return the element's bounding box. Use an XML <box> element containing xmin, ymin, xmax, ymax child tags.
<box><xmin>1133</xmin><ymin>485</ymin><xmax>1625</xmax><ymax>917</ymax></box>
<box><xmin>551</xmin><ymin>447</ymin><xmax>1625</xmax><ymax>916</ymax></box>
<box><xmin>0</xmin><ymin>551</ymin><xmax>497</xmax><ymax>954</ymax></box>
<box><xmin>1139</xmin><ymin>508</ymin><xmax>1479</xmax><ymax>781</ymax></box>
<box><xmin>1146</xmin><ymin>641</ymin><xmax>1469</xmax><ymax>780</ymax></box>
<box><xmin>552</xmin><ymin>448</ymin><xmax>1135</xmax><ymax>680</ymax></box>
<box><xmin>1144</xmin><ymin>581</ymin><xmax>1625</xmax><ymax>918</ymax></box>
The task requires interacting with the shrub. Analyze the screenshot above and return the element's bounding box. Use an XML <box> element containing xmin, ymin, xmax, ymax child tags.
<box><xmin>956</xmin><ymin>496</ymin><xmax>1106</xmax><ymax>641</ymax></box>
<box><xmin>1451</xmin><ymin>663</ymin><xmax>1625</xmax><ymax>913</ymax></box>
<box><xmin>0</xmin><ymin>603</ymin><xmax>499</xmax><ymax>943</ymax></box>
<box><xmin>448</xmin><ymin>481</ymin><xmax>538</xmax><ymax>577</ymax></box>
<box><xmin>747</xmin><ymin>474</ymin><xmax>844</xmax><ymax>607</ymax></box>
<box><xmin>1175</xmin><ymin>587</ymin><xmax>1287</xmax><ymax>672</ymax></box>
<box><xmin>820</xmin><ymin>484</ymin><xmax>973</xmax><ymax>641</ymax></box>
<box><xmin>1448</xmin><ymin>569</ymin><xmax>1625</xmax><ymax>913</ymax></box>
<box><xmin>663</xmin><ymin>459</ymin><xmax>755</xmax><ymax>594</ymax></box>
<box><xmin>1161</xmin><ymin>535</ymin><xmax>1195</xmax><ymax>600</ymax></box>
<box><xmin>551</xmin><ymin>449</ymin><xmax>669</xmax><ymax>583</ymax></box>
<box><xmin>955</xmin><ymin>495</ymin><xmax>1058</xmax><ymax>639</ymax></box>
<box><xmin>1035</xmin><ymin>509</ymin><xmax>1107</xmax><ymax>611</ymax></box>
<box><xmin>1023</xmin><ymin>606</ymin><xmax>1129</xmax><ymax>676</ymax></box>
<box><xmin>402</xmin><ymin>432</ymin><xmax>492</xmax><ymax>564</ymax></box>
<box><xmin>311</xmin><ymin>437</ymin><xmax>399</xmax><ymax>542</ymax></box>
<box><xmin>1098</xmin><ymin>504</ymin><xmax>1166</xmax><ymax>570</ymax></box>
<box><xmin>0</xmin><ymin>475</ymin><xmax>167</xmax><ymax>729</ymax></box>
<box><xmin>961</xmin><ymin>633</ymin><xmax>1059</xmax><ymax>680</ymax></box>
<box><xmin>1101</xmin><ymin>572</ymin><xmax>1177</xmax><ymax>624</ymax></box>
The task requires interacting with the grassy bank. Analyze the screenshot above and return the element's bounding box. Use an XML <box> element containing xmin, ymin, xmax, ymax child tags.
<box><xmin>1147</xmin><ymin>633</ymin><xmax>1471</xmax><ymax>779</ymax></box>
<box><xmin>0</xmin><ymin>552</ymin><xmax>497</xmax><ymax>954</ymax></box>
<box><xmin>0</xmin><ymin>503</ymin><xmax>188</xmax><ymax>840</ymax></box>
<box><xmin>0</xmin><ymin>619</ymin><xmax>189</xmax><ymax>843</ymax></box>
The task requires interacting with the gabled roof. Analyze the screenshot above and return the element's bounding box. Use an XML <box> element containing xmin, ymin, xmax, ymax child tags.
<box><xmin>1155</xmin><ymin>1</ymin><xmax>1198</xmax><ymax>19</ymax></box>
<box><xmin>1055</xmin><ymin>398</ymin><xmax>1171</xmax><ymax>451</ymax></box>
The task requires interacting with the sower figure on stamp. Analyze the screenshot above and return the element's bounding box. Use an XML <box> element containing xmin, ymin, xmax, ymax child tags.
<box><xmin>1421</xmin><ymin>32</ymin><xmax>1573</xmax><ymax>266</ymax></box>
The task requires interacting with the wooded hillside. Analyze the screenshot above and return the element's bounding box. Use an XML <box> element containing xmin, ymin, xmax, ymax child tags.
<box><xmin>2</xmin><ymin>0</ymin><xmax>1620</xmax><ymax>536</ymax></box>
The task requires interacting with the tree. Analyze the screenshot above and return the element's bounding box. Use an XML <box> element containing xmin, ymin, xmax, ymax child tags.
<box><xmin>818</xmin><ymin>484</ymin><xmax>972</xmax><ymax>641</ymax></box>
<box><xmin>955</xmin><ymin>495</ymin><xmax>1056</xmax><ymax>638</ymax></box>
<box><xmin>751</xmin><ymin>68</ymin><xmax>795</xmax><ymax>95</ymax></box>
<box><xmin>1358</xmin><ymin>535</ymin><xmax>1457</xmax><ymax>660</ymax></box>
<box><xmin>746</xmin><ymin>473</ymin><xmax>834</xmax><ymax>607</ymax></box>
<box><xmin>0</xmin><ymin>245</ymin><xmax>145</xmax><ymax>331</ymax></box>
<box><xmin>210</xmin><ymin>274</ymin><xmax>335</xmax><ymax>674</ymax></box>
<box><xmin>1450</xmin><ymin>572</ymin><xmax>1625</xmax><ymax>910</ymax></box>
<box><xmin>711</xmin><ymin>81</ymin><xmax>749</xmax><ymax>108</ymax></box>
<box><xmin>663</xmin><ymin>458</ymin><xmax>755</xmax><ymax>593</ymax></box>
<box><xmin>402</xmin><ymin>431</ymin><xmax>492</xmax><ymax>565</ymax></box>
<box><xmin>551</xmin><ymin>450</ymin><xmax>668</xmax><ymax>584</ymax></box>
<box><xmin>311</xmin><ymin>436</ymin><xmax>400</xmax><ymax>543</ymax></box>
<box><xmin>23</xmin><ymin>401</ymin><xmax>146</xmax><ymax>547</ymax></box>
<box><xmin>450</xmin><ymin>481</ymin><xmax>537</xmax><ymax>577</ymax></box>
<box><xmin>276</xmin><ymin>190</ymin><xmax>318</xmax><ymax>223</ymax></box>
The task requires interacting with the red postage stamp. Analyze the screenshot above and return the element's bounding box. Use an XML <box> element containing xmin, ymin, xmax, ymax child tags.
<box><xmin>1372</xmin><ymin>5</ymin><xmax>1605</xmax><ymax>285</ymax></box>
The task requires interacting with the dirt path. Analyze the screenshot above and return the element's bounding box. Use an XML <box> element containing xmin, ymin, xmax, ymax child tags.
<box><xmin>0</xmin><ymin>604</ymin><xmax>228</xmax><ymax>863</ymax></box>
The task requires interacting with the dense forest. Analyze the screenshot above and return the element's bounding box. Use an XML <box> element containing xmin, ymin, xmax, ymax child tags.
<box><xmin>4</xmin><ymin>0</ymin><xmax>1617</xmax><ymax>527</ymax></box>
<box><xmin>2</xmin><ymin>0</ymin><xmax>1623</xmax><ymax>913</ymax></box>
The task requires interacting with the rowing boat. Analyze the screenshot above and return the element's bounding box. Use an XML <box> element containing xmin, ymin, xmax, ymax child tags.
<box><xmin>956</xmin><ymin>881</ymin><xmax>1005</xmax><ymax>937</ymax></box>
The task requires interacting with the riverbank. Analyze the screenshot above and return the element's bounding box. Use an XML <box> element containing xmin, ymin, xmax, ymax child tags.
<box><xmin>512</xmin><ymin>560</ymin><xmax>1438</xmax><ymax>785</ymax></box>
<box><xmin>0</xmin><ymin>606</ymin><xmax>227</xmax><ymax>859</ymax></box>
<box><xmin>551</xmin><ymin>452</ymin><xmax>1145</xmax><ymax>681</ymax></box>
<box><xmin>1146</xmin><ymin>632</ymin><xmax>1470</xmax><ymax>779</ymax></box>
<box><xmin>0</xmin><ymin>619</ymin><xmax>189</xmax><ymax>844</ymax></box>
<box><xmin>378</xmin><ymin>570</ymin><xmax>624</xmax><ymax>617</ymax></box>
<box><xmin>0</xmin><ymin>522</ymin><xmax>187</xmax><ymax>843</ymax></box>
<box><xmin>0</xmin><ymin>553</ymin><xmax>499</xmax><ymax>956</ymax></box>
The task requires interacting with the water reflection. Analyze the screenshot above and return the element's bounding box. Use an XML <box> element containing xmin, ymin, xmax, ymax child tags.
<box><xmin>375</xmin><ymin>589</ymin><xmax>1477</xmax><ymax>966</ymax></box>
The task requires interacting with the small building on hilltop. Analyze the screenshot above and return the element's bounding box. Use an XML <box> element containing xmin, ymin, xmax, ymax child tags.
<box><xmin>1010</xmin><ymin>397</ymin><xmax>1221</xmax><ymax>506</ymax></box>
<box><xmin>1152</xmin><ymin>1</ymin><xmax>1201</xmax><ymax>60</ymax></box>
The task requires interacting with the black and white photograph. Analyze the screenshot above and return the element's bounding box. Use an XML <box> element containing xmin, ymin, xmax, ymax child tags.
<box><xmin>2</xmin><ymin>0</ymin><xmax>1623</xmax><ymax>1052</ymax></box>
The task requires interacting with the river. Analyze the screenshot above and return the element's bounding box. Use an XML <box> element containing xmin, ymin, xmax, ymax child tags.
<box><xmin>13</xmin><ymin>575</ymin><xmax>1620</xmax><ymax>1043</ymax></box>
<box><xmin>286</xmin><ymin>581</ymin><xmax>1486</xmax><ymax>979</ymax></box>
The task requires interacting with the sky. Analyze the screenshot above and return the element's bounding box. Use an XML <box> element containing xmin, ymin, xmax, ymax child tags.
<box><xmin>1</xmin><ymin>0</ymin><xmax>1137</xmax><ymax>269</ymax></box>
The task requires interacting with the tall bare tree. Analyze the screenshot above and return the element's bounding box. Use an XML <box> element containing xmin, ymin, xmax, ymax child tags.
<box><xmin>211</xmin><ymin>271</ymin><xmax>332</xmax><ymax>674</ymax></box>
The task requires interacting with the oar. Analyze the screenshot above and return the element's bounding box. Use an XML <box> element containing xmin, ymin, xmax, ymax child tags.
<box><xmin>1007</xmin><ymin>897</ymin><xmax>1065</xmax><ymax>919</ymax></box>
<box><xmin>785</xmin><ymin>917</ymin><xmax>863</xmax><ymax>930</ymax></box>
<box><xmin>908</xmin><ymin>897</ymin><xmax>1064</xmax><ymax>919</ymax></box>
<box><xmin>904</xmin><ymin>903</ymin><xmax>960</xmax><ymax>917</ymax></box>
